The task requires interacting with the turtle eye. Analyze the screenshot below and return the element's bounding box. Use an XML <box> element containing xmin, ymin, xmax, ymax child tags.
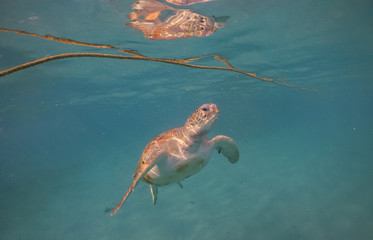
<box><xmin>201</xmin><ymin>107</ymin><xmax>208</xmax><ymax>111</ymax></box>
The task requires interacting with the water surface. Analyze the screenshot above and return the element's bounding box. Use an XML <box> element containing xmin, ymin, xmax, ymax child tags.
<box><xmin>1</xmin><ymin>0</ymin><xmax>373</xmax><ymax>239</ymax></box>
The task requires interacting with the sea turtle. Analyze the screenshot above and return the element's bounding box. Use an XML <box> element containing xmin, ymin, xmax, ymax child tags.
<box><xmin>111</xmin><ymin>103</ymin><xmax>239</xmax><ymax>215</ymax></box>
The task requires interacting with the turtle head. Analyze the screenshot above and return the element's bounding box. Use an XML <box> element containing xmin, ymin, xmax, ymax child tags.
<box><xmin>185</xmin><ymin>103</ymin><xmax>219</xmax><ymax>135</ymax></box>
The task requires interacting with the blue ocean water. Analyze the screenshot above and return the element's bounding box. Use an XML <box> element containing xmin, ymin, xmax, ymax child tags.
<box><xmin>1</xmin><ymin>0</ymin><xmax>372</xmax><ymax>239</ymax></box>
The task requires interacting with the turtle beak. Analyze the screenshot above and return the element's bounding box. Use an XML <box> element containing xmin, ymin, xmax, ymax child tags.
<box><xmin>210</xmin><ymin>104</ymin><xmax>219</xmax><ymax>124</ymax></box>
<box><xmin>211</xmin><ymin>104</ymin><xmax>220</xmax><ymax>115</ymax></box>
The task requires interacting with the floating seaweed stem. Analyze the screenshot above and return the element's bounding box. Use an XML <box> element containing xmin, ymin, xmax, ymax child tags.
<box><xmin>0</xmin><ymin>28</ymin><xmax>116</xmax><ymax>49</ymax></box>
<box><xmin>0</xmin><ymin>28</ymin><xmax>315</xmax><ymax>91</ymax></box>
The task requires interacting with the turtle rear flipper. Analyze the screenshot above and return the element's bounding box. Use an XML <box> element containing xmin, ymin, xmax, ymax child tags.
<box><xmin>149</xmin><ymin>184</ymin><xmax>158</xmax><ymax>205</ymax></box>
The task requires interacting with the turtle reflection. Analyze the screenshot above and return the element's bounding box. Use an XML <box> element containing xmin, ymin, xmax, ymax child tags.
<box><xmin>125</xmin><ymin>0</ymin><xmax>227</xmax><ymax>40</ymax></box>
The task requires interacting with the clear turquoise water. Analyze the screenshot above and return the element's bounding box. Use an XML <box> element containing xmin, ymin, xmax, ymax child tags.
<box><xmin>1</xmin><ymin>0</ymin><xmax>373</xmax><ymax>239</ymax></box>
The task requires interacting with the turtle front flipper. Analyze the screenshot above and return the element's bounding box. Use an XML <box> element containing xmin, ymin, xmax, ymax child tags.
<box><xmin>110</xmin><ymin>151</ymin><xmax>167</xmax><ymax>216</ymax></box>
<box><xmin>210</xmin><ymin>135</ymin><xmax>239</xmax><ymax>163</ymax></box>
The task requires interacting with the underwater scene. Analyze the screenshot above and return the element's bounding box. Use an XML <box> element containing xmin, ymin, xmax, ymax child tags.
<box><xmin>1</xmin><ymin>0</ymin><xmax>373</xmax><ymax>239</ymax></box>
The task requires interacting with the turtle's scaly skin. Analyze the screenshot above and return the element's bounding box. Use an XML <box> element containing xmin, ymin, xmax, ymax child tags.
<box><xmin>111</xmin><ymin>103</ymin><xmax>239</xmax><ymax>215</ymax></box>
